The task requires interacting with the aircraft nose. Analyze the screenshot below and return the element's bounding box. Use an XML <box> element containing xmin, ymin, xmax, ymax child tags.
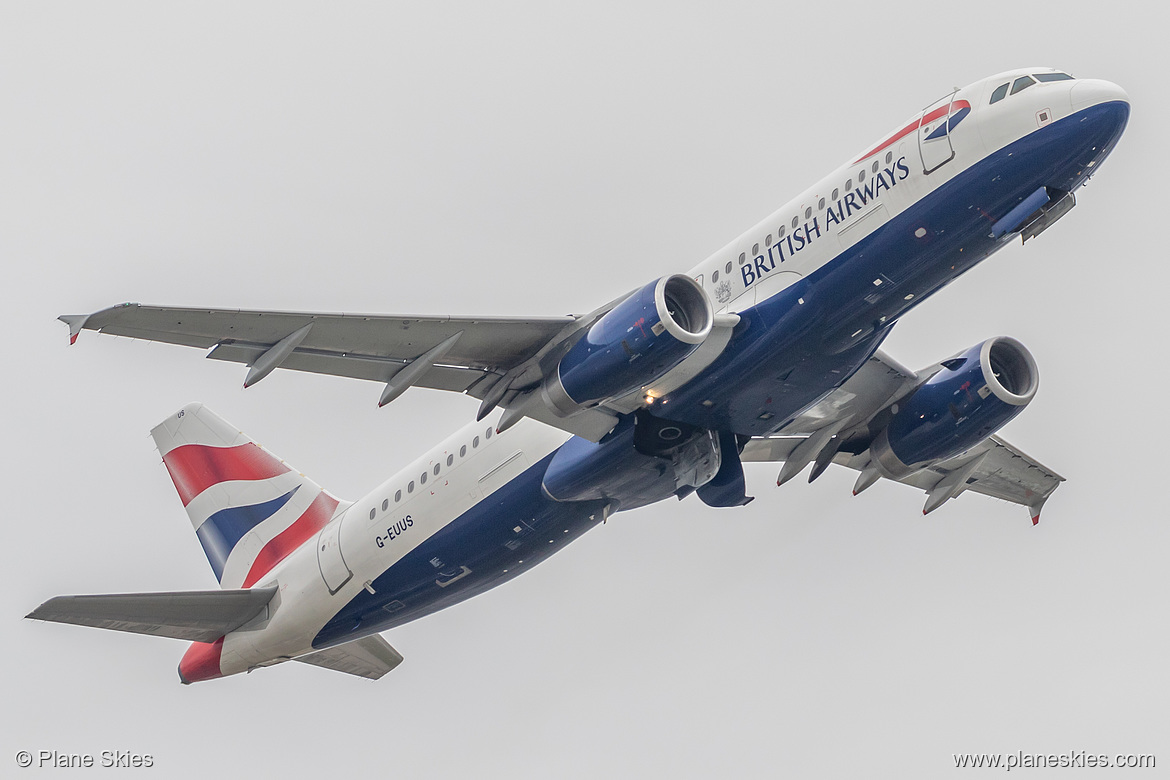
<box><xmin>1070</xmin><ymin>79</ymin><xmax>1130</xmax><ymax>112</ymax></box>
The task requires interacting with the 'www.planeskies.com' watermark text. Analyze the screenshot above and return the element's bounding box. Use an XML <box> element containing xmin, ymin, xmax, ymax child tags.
<box><xmin>954</xmin><ymin>751</ymin><xmax>1155</xmax><ymax>771</ymax></box>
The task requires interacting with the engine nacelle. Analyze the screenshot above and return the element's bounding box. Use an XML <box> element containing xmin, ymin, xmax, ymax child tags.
<box><xmin>542</xmin><ymin>413</ymin><xmax>721</xmax><ymax>511</ymax></box>
<box><xmin>870</xmin><ymin>337</ymin><xmax>1039</xmax><ymax>477</ymax></box>
<box><xmin>544</xmin><ymin>275</ymin><xmax>713</xmax><ymax>411</ymax></box>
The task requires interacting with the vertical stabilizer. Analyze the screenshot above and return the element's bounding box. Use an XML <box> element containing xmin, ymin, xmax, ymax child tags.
<box><xmin>152</xmin><ymin>404</ymin><xmax>347</xmax><ymax>589</ymax></box>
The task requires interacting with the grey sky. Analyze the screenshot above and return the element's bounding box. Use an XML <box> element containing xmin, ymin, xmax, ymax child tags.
<box><xmin>3</xmin><ymin>2</ymin><xmax>1166</xmax><ymax>777</ymax></box>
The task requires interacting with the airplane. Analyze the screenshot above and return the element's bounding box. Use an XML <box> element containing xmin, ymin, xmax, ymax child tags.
<box><xmin>29</xmin><ymin>68</ymin><xmax>1129</xmax><ymax>683</ymax></box>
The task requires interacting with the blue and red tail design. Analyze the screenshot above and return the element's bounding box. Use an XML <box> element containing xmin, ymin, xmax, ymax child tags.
<box><xmin>152</xmin><ymin>403</ymin><xmax>348</xmax><ymax>589</ymax></box>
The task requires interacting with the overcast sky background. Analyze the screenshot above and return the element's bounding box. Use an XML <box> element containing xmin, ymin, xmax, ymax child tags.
<box><xmin>3</xmin><ymin>2</ymin><xmax>1166</xmax><ymax>777</ymax></box>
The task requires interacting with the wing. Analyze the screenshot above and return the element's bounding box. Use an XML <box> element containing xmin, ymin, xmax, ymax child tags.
<box><xmin>62</xmin><ymin>303</ymin><xmax>621</xmax><ymax>440</ymax></box>
<box><xmin>64</xmin><ymin>303</ymin><xmax>572</xmax><ymax>388</ymax></box>
<box><xmin>740</xmin><ymin>349</ymin><xmax>1064</xmax><ymax>522</ymax></box>
<box><xmin>743</xmin><ymin>433</ymin><xmax>1063</xmax><ymax>522</ymax></box>
<box><xmin>25</xmin><ymin>587</ymin><xmax>277</xmax><ymax>642</ymax></box>
<box><xmin>770</xmin><ymin>348</ymin><xmax>923</xmax><ymax>437</ymax></box>
<box><xmin>295</xmin><ymin>634</ymin><xmax>404</xmax><ymax>680</ymax></box>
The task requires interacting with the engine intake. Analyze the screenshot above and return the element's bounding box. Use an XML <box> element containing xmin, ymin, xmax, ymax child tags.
<box><xmin>544</xmin><ymin>275</ymin><xmax>713</xmax><ymax>411</ymax></box>
<box><xmin>871</xmin><ymin>337</ymin><xmax>1038</xmax><ymax>477</ymax></box>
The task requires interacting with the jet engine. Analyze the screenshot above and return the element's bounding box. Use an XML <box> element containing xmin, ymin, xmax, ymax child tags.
<box><xmin>543</xmin><ymin>275</ymin><xmax>713</xmax><ymax>412</ymax></box>
<box><xmin>542</xmin><ymin>413</ymin><xmax>722</xmax><ymax>510</ymax></box>
<box><xmin>870</xmin><ymin>337</ymin><xmax>1038</xmax><ymax>478</ymax></box>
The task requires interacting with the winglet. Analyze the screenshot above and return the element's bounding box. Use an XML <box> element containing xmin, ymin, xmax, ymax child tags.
<box><xmin>58</xmin><ymin>314</ymin><xmax>90</xmax><ymax>345</ymax></box>
<box><xmin>1028</xmin><ymin>496</ymin><xmax>1049</xmax><ymax>526</ymax></box>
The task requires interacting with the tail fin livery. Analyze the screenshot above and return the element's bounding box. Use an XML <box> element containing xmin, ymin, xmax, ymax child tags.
<box><xmin>152</xmin><ymin>403</ymin><xmax>347</xmax><ymax>589</ymax></box>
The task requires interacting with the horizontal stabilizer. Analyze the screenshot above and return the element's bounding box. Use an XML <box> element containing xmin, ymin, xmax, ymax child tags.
<box><xmin>295</xmin><ymin>635</ymin><xmax>404</xmax><ymax>680</ymax></box>
<box><xmin>26</xmin><ymin>587</ymin><xmax>277</xmax><ymax>642</ymax></box>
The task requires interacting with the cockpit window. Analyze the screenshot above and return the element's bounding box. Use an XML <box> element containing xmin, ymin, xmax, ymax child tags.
<box><xmin>1010</xmin><ymin>76</ymin><xmax>1036</xmax><ymax>95</ymax></box>
<box><xmin>1034</xmin><ymin>72</ymin><xmax>1073</xmax><ymax>82</ymax></box>
<box><xmin>990</xmin><ymin>82</ymin><xmax>1010</xmax><ymax>104</ymax></box>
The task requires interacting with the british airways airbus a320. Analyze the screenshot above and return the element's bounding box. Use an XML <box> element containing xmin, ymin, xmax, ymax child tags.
<box><xmin>30</xmin><ymin>68</ymin><xmax>1128</xmax><ymax>683</ymax></box>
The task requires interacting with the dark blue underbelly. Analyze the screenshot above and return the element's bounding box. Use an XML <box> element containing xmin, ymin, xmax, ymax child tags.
<box><xmin>314</xmin><ymin>455</ymin><xmax>607</xmax><ymax>649</ymax></box>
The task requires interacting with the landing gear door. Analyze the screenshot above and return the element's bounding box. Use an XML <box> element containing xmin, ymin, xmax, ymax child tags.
<box><xmin>918</xmin><ymin>90</ymin><xmax>958</xmax><ymax>175</ymax></box>
<box><xmin>317</xmin><ymin>516</ymin><xmax>353</xmax><ymax>595</ymax></box>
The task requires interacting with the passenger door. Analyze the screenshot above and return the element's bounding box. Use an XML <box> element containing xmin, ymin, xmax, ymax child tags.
<box><xmin>918</xmin><ymin>90</ymin><xmax>959</xmax><ymax>174</ymax></box>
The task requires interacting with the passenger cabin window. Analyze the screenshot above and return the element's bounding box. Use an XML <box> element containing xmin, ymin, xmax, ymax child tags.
<box><xmin>990</xmin><ymin>82</ymin><xmax>1010</xmax><ymax>104</ymax></box>
<box><xmin>1034</xmin><ymin>72</ymin><xmax>1073</xmax><ymax>82</ymax></box>
<box><xmin>1010</xmin><ymin>75</ymin><xmax>1035</xmax><ymax>95</ymax></box>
